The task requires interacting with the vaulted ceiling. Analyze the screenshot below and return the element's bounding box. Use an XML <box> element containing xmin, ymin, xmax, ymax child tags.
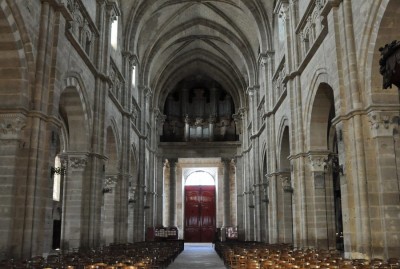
<box><xmin>121</xmin><ymin>0</ymin><xmax>274</xmax><ymax>109</ymax></box>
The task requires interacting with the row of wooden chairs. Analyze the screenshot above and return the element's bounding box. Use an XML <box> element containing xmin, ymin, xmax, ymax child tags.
<box><xmin>215</xmin><ymin>241</ymin><xmax>400</xmax><ymax>269</ymax></box>
<box><xmin>0</xmin><ymin>240</ymin><xmax>184</xmax><ymax>269</ymax></box>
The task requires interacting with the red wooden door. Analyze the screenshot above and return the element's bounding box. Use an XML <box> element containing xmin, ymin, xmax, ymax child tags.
<box><xmin>184</xmin><ymin>185</ymin><xmax>216</xmax><ymax>242</ymax></box>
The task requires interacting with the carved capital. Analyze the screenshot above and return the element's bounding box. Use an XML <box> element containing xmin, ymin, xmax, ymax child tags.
<box><xmin>279</xmin><ymin>174</ymin><xmax>293</xmax><ymax>193</ymax></box>
<box><xmin>308</xmin><ymin>152</ymin><xmax>330</xmax><ymax>172</ymax></box>
<box><xmin>246</xmin><ymin>86</ymin><xmax>259</xmax><ymax>97</ymax></box>
<box><xmin>274</xmin><ymin>0</ymin><xmax>289</xmax><ymax>21</ymax></box>
<box><xmin>0</xmin><ymin>114</ymin><xmax>27</xmax><ymax>140</ymax></box>
<box><xmin>103</xmin><ymin>175</ymin><xmax>118</xmax><ymax>193</ymax></box>
<box><xmin>144</xmin><ymin>87</ymin><xmax>153</xmax><ymax>99</ymax></box>
<box><xmin>368</xmin><ymin>111</ymin><xmax>394</xmax><ymax>130</ymax></box>
<box><xmin>69</xmin><ymin>155</ymin><xmax>88</xmax><ymax>170</ymax></box>
<box><xmin>129</xmin><ymin>54</ymin><xmax>138</xmax><ymax>68</ymax></box>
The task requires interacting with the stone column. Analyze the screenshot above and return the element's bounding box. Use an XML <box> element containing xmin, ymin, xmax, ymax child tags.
<box><xmin>61</xmin><ymin>153</ymin><xmax>88</xmax><ymax>251</ymax></box>
<box><xmin>268</xmin><ymin>173</ymin><xmax>279</xmax><ymax>243</ymax></box>
<box><xmin>169</xmin><ymin>159</ymin><xmax>178</xmax><ymax>226</ymax></box>
<box><xmin>229</xmin><ymin>159</ymin><xmax>238</xmax><ymax>230</ymax></box>
<box><xmin>308</xmin><ymin>152</ymin><xmax>336</xmax><ymax>249</ymax></box>
<box><xmin>155</xmin><ymin>156</ymin><xmax>164</xmax><ymax>226</ymax></box>
<box><xmin>222</xmin><ymin>159</ymin><xmax>231</xmax><ymax>227</ymax></box>
<box><xmin>367</xmin><ymin>111</ymin><xmax>400</xmax><ymax>258</ymax></box>
<box><xmin>127</xmin><ymin>183</ymin><xmax>136</xmax><ymax>242</ymax></box>
<box><xmin>0</xmin><ymin>114</ymin><xmax>27</xmax><ymax>259</ymax></box>
<box><xmin>102</xmin><ymin>175</ymin><xmax>118</xmax><ymax>245</ymax></box>
<box><xmin>163</xmin><ymin>160</ymin><xmax>170</xmax><ymax>227</ymax></box>
<box><xmin>260</xmin><ymin>177</ymin><xmax>270</xmax><ymax>242</ymax></box>
<box><xmin>280</xmin><ymin>173</ymin><xmax>294</xmax><ymax>244</ymax></box>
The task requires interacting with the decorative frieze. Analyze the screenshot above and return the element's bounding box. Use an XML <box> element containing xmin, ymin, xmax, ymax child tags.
<box><xmin>296</xmin><ymin>0</ymin><xmax>327</xmax><ymax>62</ymax></box>
<box><xmin>272</xmin><ymin>59</ymin><xmax>287</xmax><ymax>103</ymax></box>
<box><xmin>66</xmin><ymin>0</ymin><xmax>98</xmax><ymax>58</ymax></box>
<box><xmin>0</xmin><ymin>114</ymin><xmax>26</xmax><ymax>140</ymax></box>
<box><xmin>109</xmin><ymin>59</ymin><xmax>125</xmax><ymax>105</ymax></box>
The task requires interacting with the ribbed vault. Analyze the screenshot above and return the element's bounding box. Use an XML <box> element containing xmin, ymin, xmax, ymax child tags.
<box><xmin>123</xmin><ymin>0</ymin><xmax>273</xmax><ymax>110</ymax></box>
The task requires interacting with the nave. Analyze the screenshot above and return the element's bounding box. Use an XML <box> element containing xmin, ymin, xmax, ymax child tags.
<box><xmin>166</xmin><ymin>243</ymin><xmax>225</xmax><ymax>269</ymax></box>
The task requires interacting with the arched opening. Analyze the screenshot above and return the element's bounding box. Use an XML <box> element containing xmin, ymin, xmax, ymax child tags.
<box><xmin>309</xmin><ymin>83</ymin><xmax>339</xmax><ymax>249</ymax></box>
<box><xmin>185</xmin><ymin>171</ymin><xmax>215</xmax><ymax>186</ymax></box>
<box><xmin>128</xmin><ymin>147</ymin><xmax>138</xmax><ymax>242</ymax></box>
<box><xmin>184</xmin><ymin>168</ymin><xmax>216</xmax><ymax>243</ymax></box>
<box><xmin>261</xmin><ymin>151</ymin><xmax>269</xmax><ymax>242</ymax></box>
<box><xmin>58</xmin><ymin>86</ymin><xmax>90</xmax><ymax>250</ymax></box>
<box><xmin>278</xmin><ymin>126</ymin><xmax>293</xmax><ymax>244</ymax></box>
<box><xmin>102</xmin><ymin>126</ymin><xmax>120</xmax><ymax>245</ymax></box>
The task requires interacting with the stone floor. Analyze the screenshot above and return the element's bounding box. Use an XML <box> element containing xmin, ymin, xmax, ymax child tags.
<box><xmin>166</xmin><ymin>243</ymin><xmax>226</xmax><ymax>269</ymax></box>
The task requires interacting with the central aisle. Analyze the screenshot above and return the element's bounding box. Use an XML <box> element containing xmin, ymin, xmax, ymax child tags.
<box><xmin>166</xmin><ymin>243</ymin><xmax>226</xmax><ymax>269</ymax></box>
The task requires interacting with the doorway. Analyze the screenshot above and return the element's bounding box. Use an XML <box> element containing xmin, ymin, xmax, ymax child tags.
<box><xmin>184</xmin><ymin>170</ymin><xmax>216</xmax><ymax>242</ymax></box>
<box><xmin>184</xmin><ymin>185</ymin><xmax>216</xmax><ymax>242</ymax></box>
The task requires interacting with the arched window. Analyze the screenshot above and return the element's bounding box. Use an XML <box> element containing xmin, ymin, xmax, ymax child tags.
<box><xmin>185</xmin><ymin>171</ymin><xmax>215</xmax><ymax>186</ymax></box>
<box><xmin>53</xmin><ymin>156</ymin><xmax>61</xmax><ymax>201</ymax></box>
<box><xmin>111</xmin><ymin>16</ymin><xmax>118</xmax><ymax>49</ymax></box>
<box><xmin>132</xmin><ymin>66</ymin><xmax>136</xmax><ymax>86</ymax></box>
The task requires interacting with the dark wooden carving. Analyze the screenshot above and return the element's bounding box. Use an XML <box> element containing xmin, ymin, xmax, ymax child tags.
<box><xmin>379</xmin><ymin>40</ymin><xmax>400</xmax><ymax>89</ymax></box>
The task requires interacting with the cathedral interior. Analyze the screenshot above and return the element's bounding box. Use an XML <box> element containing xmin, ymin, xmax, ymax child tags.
<box><xmin>0</xmin><ymin>0</ymin><xmax>400</xmax><ymax>265</ymax></box>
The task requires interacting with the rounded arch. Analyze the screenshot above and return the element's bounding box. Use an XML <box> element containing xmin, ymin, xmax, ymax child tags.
<box><xmin>185</xmin><ymin>170</ymin><xmax>215</xmax><ymax>186</ymax></box>
<box><xmin>0</xmin><ymin>1</ymin><xmax>33</xmax><ymax>109</ymax></box>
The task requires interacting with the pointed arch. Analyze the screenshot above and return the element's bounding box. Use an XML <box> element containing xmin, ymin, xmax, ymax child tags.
<box><xmin>60</xmin><ymin>72</ymin><xmax>93</xmax><ymax>152</ymax></box>
<box><xmin>277</xmin><ymin>116</ymin><xmax>290</xmax><ymax>171</ymax></box>
<box><xmin>105</xmin><ymin>118</ymin><xmax>121</xmax><ymax>174</ymax></box>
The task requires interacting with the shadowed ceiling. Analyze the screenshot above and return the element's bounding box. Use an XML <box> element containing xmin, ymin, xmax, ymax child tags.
<box><xmin>121</xmin><ymin>0</ymin><xmax>274</xmax><ymax>109</ymax></box>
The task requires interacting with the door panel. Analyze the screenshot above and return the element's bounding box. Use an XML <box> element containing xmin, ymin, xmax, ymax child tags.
<box><xmin>184</xmin><ymin>185</ymin><xmax>215</xmax><ymax>242</ymax></box>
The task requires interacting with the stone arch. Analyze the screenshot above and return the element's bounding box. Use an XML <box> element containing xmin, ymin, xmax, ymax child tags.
<box><xmin>277</xmin><ymin>117</ymin><xmax>290</xmax><ymax>171</ymax></box>
<box><xmin>306</xmin><ymin>79</ymin><xmax>340</xmax><ymax>250</ymax></box>
<box><xmin>102</xmin><ymin>123</ymin><xmax>120</xmax><ymax>245</ymax></box>
<box><xmin>307</xmin><ymin>82</ymin><xmax>335</xmax><ymax>151</ymax></box>
<box><xmin>0</xmin><ymin>1</ymin><xmax>32</xmax><ymax>109</ymax></box>
<box><xmin>260</xmin><ymin>141</ymin><xmax>269</xmax><ymax>243</ymax></box>
<box><xmin>60</xmin><ymin>74</ymin><xmax>93</xmax><ymax>152</ymax></box>
<box><xmin>105</xmin><ymin>119</ymin><xmax>121</xmax><ymax>174</ymax></box>
<box><xmin>261</xmin><ymin>142</ymin><xmax>268</xmax><ymax>181</ymax></box>
<box><xmin>360</xmin><ymin>0</ymin><xmax>399</xmax><ymax>103</ymax></box>
<box><xmin>127</xmin><ymin>143</ymin><xmax>139</xmax><ymax>241</ymax></box>
<box><xmin>276</xmin><ymin>117</ymin><xmax>293</xmax><ymax>244</ymax></box>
